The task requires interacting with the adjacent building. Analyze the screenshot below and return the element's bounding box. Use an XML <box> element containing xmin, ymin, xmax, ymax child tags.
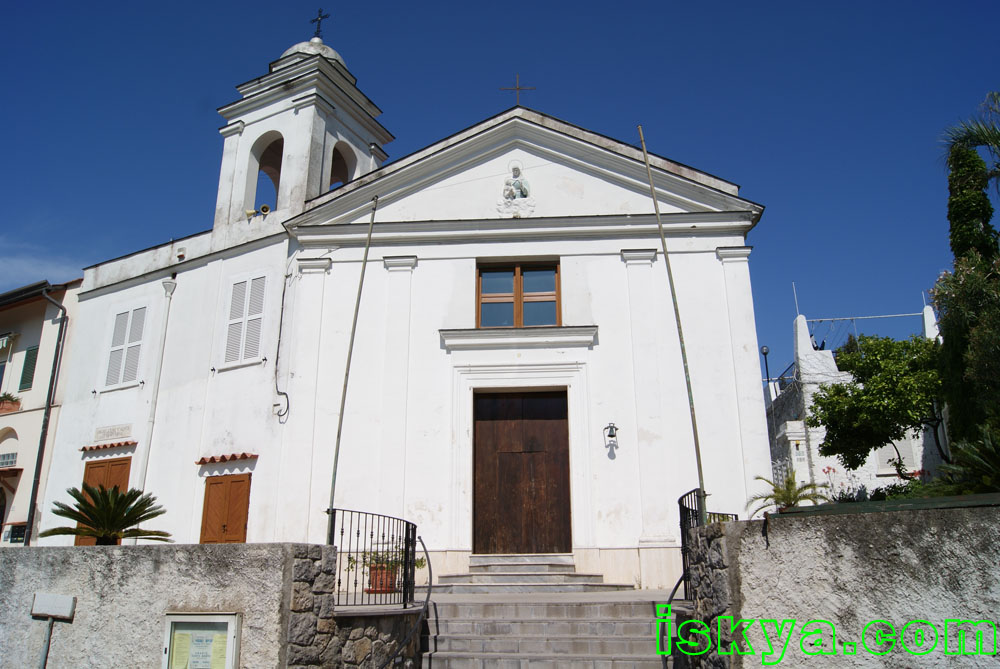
<box><xmin>0</xmin><ymin>280</ymin><xmax>79</xmax><ymax>546</ymax></box>
<box><xmin>764</xmin><ymin>310</ymin><xmax>944</xmax><ymax>498</ymax></box>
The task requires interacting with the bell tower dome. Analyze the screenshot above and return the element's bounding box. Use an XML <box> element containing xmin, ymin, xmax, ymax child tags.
<box><xmin>213</xmin><ymin>34</ymin><xmax>393</xmax><ymax>231</ymax></box>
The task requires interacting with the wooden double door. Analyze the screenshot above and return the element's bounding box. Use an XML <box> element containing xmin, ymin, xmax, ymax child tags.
<box><xmin>200</xmin><ymin>473</ymin><xmax>251</xmax><ymax>544</ymax></box>
<box><xmin>473</xmin><ymin>391</ymin><xmax>571</xmax><ymax>554</ymax></box>
<box><xmin>76</xmin><ymin>457</ymin><xmax>132</xmax><ymax>546</ymax></box>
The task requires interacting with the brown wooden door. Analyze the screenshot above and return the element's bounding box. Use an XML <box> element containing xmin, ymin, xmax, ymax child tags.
<box><xmin>76</xmin><ymin>457</ymin><xmax>132</xmax><ymax>546</ymax></box>
<box><xmin>473</xmin><ymin>391</ymin><xmax>571</xmax><ymax>554</ymax></box>
<box><xmin>200</xmin><ymin>473</ymin><xmax>251</xmax><ymax>544</ymax></box>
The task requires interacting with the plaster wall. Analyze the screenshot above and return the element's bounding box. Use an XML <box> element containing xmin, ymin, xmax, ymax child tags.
<box><xmin>37</xmin><ymin>113</ymin><xmax>770</xmax><ymax>592</ymax></box>
<box><xmin>683</xmin><ymin>504</ymin><xmax>1000</xmax><ymax>668</ymax></box>
<box><xmin>0</xmin><ymin>543</ymin><xmax>291</xmax><ymax>667</ymax></box>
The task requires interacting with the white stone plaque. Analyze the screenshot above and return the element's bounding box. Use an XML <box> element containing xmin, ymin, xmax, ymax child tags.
<box><xmin>94</xmin><ymin>424</ymin><xmax>132</xmax><ymax>442</ymax></box>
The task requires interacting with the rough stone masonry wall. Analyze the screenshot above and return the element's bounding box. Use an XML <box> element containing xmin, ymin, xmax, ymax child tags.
<box><xmin>682</xmin><ymin>504</ymin><xmax>1000</xmax><ymax>668</ymax></box>
<box><xmin>287</xmin><ymin>544</ymin><xmax>421</xmax><ymax>667</ymax></box>
<box><xmin>0</xmin><ymin>543</ymin><xmax>421</xmax><ymax>668</ymax></box>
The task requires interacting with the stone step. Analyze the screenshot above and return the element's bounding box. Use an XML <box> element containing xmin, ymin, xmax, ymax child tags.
<box><xmin>421</xmin><ymin>652</ymin><xmax>671</xmax><ymax>668</ymax></box>
<box><xmin>431</xmin><ymin>582</ymin><xmax>635</xmax><ymax>594</ymax></box>
<box><xmin>427</xmin><ymin>633</ymin><xmax>657</xmax><ymax>655</ymax></box>
<box><xmin>428</xmin><ymin>600</ymin><xmax>659</xmax><ymax>619</ymax></box>
<box><xmin>438</xmin><ymin>572</ymin><xmax>604</xmax><ymax>585</ymax></box>
<box><xmin>469</xmin><ymin>554</ymin><xmax>575</xmax><ymax>567</ymax></box>
<box><xmin>469</xmin><ymin>562</ymin><xmax>576</xmax><ymax>574</ymax></box>
<box><xmin>429</xmin><ymin>617</ymin><xmax>657</xmax><ymax>637</ymax></box>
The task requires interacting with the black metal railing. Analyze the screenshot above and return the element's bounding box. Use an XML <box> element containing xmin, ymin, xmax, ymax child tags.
<box><xmin>329</xmin><ymin>508</ymin><xmax>418</xmax><ymax>608</ymax></box>
<box><xmin>677</xmin><ymin>489</ymin><xmax>738</xmax><ymax>599</ymax></box>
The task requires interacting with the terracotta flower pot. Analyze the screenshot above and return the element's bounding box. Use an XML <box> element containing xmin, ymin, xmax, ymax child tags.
<box><xmin>364</xmin><ymin>565</ymin><xmax>399</xmax><ymax>594</ymax></box>
<box><xmin>0</xmin><ymin>400</ymin><xmax>21</xmax><ymax>415</ymax></box>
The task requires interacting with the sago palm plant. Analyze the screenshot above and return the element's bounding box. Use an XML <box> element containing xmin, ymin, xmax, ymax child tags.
<box><xmin>38</xmin><ymin>483</ymin><xmax>172</xmax><ymax>545</ymax></box>
<box><xmin>745</xmin><ymin>470</ymin><xmax>830</xmax><ymax>518</ymax></box>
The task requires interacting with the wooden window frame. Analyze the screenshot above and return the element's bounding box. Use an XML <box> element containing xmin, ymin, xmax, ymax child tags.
<box><xmin>476</xmin><ymin>263</ymin><xmax>561</xmax><ymax>329</ymax></box>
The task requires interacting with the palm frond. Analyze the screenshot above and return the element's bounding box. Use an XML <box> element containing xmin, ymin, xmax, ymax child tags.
<box><xmin>38</xmin><ymin>484</ymin><xmax>172</xmax><ymax>544</ymax></box>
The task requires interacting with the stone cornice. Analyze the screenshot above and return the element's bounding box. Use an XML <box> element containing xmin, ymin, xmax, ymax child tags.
<box><xmin>383</xmin><ymin>256</ymin><xmax>417</xmax><ymax>271</ymax></box>
<box><xmin>292</xmin><ymin>212</ymin><xmax>755</xmax><ymax>248</ymax></box>
<box><xmin>439</xmin><ymin>326</ymin><xmax>598</xmax><ymax>351</ymax></box>
<box><xmin>621</xmin><ymin>249</ymin><xmax>657</xmax><ymax>264</ymax></box>
<box><xmin>296</xmin><ymin>113</ymin><xmax>763</xmax><ymax>226</ymax></box>
<box><xmin>297</xmin><ymin>257</ymin><xmax>332</xmax><ymax>273</ymax></box>
<box><xmin>716</xmin><ymin>246</ymin><xmax>753</xmax><ymax>262</ymax></box>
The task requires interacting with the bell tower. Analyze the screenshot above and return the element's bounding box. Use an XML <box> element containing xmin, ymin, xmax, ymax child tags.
<box><xmin>213</xmin><ymin>34</ymin><xmax>393</xmax><ymax>231</ymax></box>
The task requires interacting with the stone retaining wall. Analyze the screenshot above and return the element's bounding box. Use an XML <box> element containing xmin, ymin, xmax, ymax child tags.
<box><xmin>0</xmin><ymin>543</ymin><xmax>422</xmax><ymax>668</ymax></box>
<box><xmin>679</xmin><ymin>502</ymin><xmax>1000</xmax><ymax>668</ymax></box>
<box><xmin>287</xmin><ymin>544</ymin><xmax>421</xmax><ymax>667</ymax></box>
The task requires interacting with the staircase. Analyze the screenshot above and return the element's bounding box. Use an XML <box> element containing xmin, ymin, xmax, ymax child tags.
<box><xmin>433</xmin><ymin>554</ymin><xmax>633</xmax><ymax>594</ymax></box>
<box><xmin>420</xmin><ymin>555</ymin><xmax>680</xmax><ymax>667</ymax></box>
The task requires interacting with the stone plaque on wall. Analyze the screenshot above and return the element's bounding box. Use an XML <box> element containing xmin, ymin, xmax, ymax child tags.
<box><xmin>94</xmin><ymin>424</ymin><xmax>131</xmax><ymax>442</ymax></box>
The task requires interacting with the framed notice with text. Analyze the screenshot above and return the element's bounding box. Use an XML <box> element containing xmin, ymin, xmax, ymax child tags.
<box><xmin>162</xmin><ymin>613</ymin><xmax>241</xmax><ymax>669</ymax></box>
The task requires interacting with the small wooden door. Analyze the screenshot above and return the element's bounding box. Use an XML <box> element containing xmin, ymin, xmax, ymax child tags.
<box><xmin>200</xmin><ymin>473</ymin><xmax>251</xmax><ymax>544</ymax></box>
<box><xmin>76</xmin><ymin>457</ymin><xmax>132</xmax><ymax>546</ymax></box>
<box><xmin>473</xmin><ymin>391</ymin><xmax>571</xmax><ymax>554</ymax></box>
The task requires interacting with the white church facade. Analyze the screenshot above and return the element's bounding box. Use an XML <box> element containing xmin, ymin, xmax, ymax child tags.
<box><xmin>38</xmin><ymin>36</ymin><xmax>771</xmax><ymax>588</ymax></box>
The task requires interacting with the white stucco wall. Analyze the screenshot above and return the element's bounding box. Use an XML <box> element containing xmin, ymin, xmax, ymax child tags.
<box><xmin>36</xmin><ymin>66</ymin><xmax>770</xmax><ymax>591</ymax></box>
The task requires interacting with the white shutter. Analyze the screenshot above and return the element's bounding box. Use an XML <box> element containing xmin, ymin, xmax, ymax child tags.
<box><xmin>224</xmin><ymin>276</ymin><xmax>266</xmax><ymax>364</ymax></box>
<box><xmin>225</xmin><ymin>281</ymin><xmax>248</xmax><ymax>363</ymax></box>
<box><xmin>122</xmin><ymin>307</ymin><xmax>145</xmax><ymax>382</ymax></box>
<box><xmin>243</xmin><ymin>277</ymin><xmax>266</xmax><ymax>359</ymax></box>
<box><xmin>105</xmin><ymin>311</ymin><xmax>130</xmax><ymax>385</ymax></box>
<box><xmin>105</xmin><ymin>307</ymin><xmax>146</xmax><ymax>386</ymax></box>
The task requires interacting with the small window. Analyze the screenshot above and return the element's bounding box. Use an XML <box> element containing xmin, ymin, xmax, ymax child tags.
<box><xmin>0</xmin><ymin>452</ymin><xmax>15</xmax><ymax>468</ymax></box>
<box><xmin>224</xmin><ymin>277</ymin><xmax>266</xmax><ymax>364</ymax></box>
<box><xmin>18</xmin><ymin>346</ymin><xmax>39</xmax><ymax>391</ymax></box>
<box><xmin>105</xmin><ymin>308</ymin><xmax>146</xmax><ymax>386</ymax></box>
<box><xmin>7</xmin><ymin>523</ymin><xmax>26</xmax><ymax>544</ymax></box>
<box><xmin>477</xmin><ymin>263</ymin><xmax>560</xmax><ymax>328</ymax></box>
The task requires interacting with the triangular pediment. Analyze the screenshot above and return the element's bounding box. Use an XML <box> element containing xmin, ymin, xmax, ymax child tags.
<box><xmin>287</xmin><ymin>108</ymin><xmax>762</xmax><ymax>234</ymax></box>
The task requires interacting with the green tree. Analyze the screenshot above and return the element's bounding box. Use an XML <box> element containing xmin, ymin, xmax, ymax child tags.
<box><xmin>745</xmin><ymin>470</ymin><xmax>830</xmax><ymax>518</ymax></box>
<box><xmin>946</xmin><ymin>145</ymin><xmax>997</xmax><ymax>259</ymax></box>
<box><xmin>933</xmin><ymin>252</ymin><xmax>1000</xmax><ymax>440</ymax></box>
<box><xmin>944</xmin><ymin>91</ymin><xmax>1000</xmax><ymax>185</ymax></box>
<box><xmin>807</xmin><ymin>334</ymin><xmax>940</xmax><ymax>470</ymax></box>
<box><xmin>38</xmin><ymin>483</ymin><xmax>172</xmax><ymax>545</ymax></box>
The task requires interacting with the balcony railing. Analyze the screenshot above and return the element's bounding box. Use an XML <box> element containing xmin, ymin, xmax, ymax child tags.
<box><xmin>328</xmin><ymin>508</ymin><xmax>418</xmax><ymax>608</ymax></box>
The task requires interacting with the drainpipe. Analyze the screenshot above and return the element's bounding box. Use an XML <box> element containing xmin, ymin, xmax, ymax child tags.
<box><xmin>24</xmin><ymin>286</ymin><xmax>69</xmax><ymax>546</ymax></box>
<box><xmin>132</xmin><ymin>278</ymin><xmax>177</xmax><ymax>497</ymax></box>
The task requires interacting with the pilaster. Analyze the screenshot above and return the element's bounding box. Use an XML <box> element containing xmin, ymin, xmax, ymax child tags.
<box><xmin>378</xmin><ymin>256</ymin><xmax>417</xmax><ymax>517</ymax></box>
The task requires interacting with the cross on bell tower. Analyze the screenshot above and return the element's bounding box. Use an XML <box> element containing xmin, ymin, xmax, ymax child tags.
<box><xmin>310</xmin><ymin>8</ymin><xmax>330</xmax><ymax>39</ymax></box>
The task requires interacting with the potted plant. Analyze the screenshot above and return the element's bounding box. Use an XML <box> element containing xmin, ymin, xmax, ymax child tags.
<box><xmin>0</xmin><ymin>392</ymin><xmax>20</xmax><ymax>414</ymax></box>
<box><xmin>346</xmin><ymin>550</ymin><xmax>427</xmax><ymax>594</ymax></box>
<box><xmin>745</xmin><ymin>470</ymin><xmax>830</xmax><ymax>518</ymax></box>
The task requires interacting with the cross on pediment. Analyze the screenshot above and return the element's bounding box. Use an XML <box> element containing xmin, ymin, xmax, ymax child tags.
<box><xmin>500</xmin><ymin>74</ymin><xmax>535</xmax><ymax>106</ymax></box>
<box><xmin>311</xmin><ymin>8</ymin><xmax>331</xmax><ymax>39</ymax></box>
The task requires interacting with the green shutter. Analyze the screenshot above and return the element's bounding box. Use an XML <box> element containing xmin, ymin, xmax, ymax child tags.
<box><xmin>19</xmin><ymin>347</ymin><xmax>38</xmax><ymax>391</ymax></box>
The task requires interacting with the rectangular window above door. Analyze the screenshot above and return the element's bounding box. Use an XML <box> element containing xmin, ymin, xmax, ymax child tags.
<box><xmin>477</xmin><ymin>263</ymin><xmax>560</xmax><ymax>328</ymax></box>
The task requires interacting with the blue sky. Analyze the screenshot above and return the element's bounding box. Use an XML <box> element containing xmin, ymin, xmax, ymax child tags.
<box><xmin>2</xmin><ymin>1</ymin><xmax>997</xmax><ymax>368</ymax></box>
